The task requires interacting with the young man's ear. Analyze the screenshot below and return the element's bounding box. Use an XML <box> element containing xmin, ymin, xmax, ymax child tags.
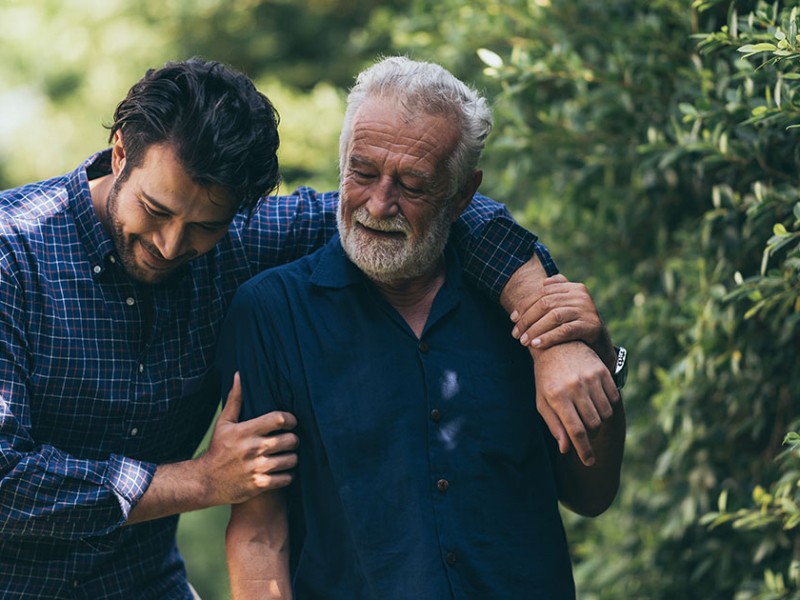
<box><xmin>110</xmin><ymin>130</ymin><xmax>126</xmax><ymax>178</ymax></box>
<box><xmin>450</xmin><ymin>170</ymin><xmax>483</xmax><ymax>222</ymax></box>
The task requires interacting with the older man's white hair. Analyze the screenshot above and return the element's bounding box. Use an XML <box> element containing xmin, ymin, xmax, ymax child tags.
<box><xmin>339</xmin><ymin>56</ymin><xmax>493</xmax><ymax>199</ymax></box>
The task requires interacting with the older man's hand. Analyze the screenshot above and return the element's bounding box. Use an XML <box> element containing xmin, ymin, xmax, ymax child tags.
<box><xmin>529</xmin><ymin>342</ymin><xmax>619</xmax><ymax>465</ymax></box>
<box><xmin>500</xmin><ymin>262</ymin><xmax>620</xmax><ymax>465</ymax></box>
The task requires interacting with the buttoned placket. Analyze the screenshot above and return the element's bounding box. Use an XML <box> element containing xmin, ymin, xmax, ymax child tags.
<box><xmin>417</xmin><ymin>335</ymin><xmax>462</xmax><ymax>580</ymax></box>
<box><xmin>106</xmin><ymin>259</ymin><xmax>157</xmax><ymax>444</ymax></box>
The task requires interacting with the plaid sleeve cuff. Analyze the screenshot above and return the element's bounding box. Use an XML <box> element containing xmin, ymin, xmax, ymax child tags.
<box><xmin>106</xmin><ymin>454</ymin><xmax>157</xmax><ymax>518</ymax></box>
<box><xmin>533</xmin><ymin>241</ymin><xmax>559</xmax><ymax>277</ymax></box>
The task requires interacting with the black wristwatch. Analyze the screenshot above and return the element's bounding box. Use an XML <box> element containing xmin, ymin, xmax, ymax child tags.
<box><xmin>612</xmin><ymin>346</ymin><xmax>628</xmax><ymax>390</ymax></box>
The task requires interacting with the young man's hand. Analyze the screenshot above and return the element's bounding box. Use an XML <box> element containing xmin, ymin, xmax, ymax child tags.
<box><xmin>127</xmin><ymin>373</ymin><xmax>299</xmax><ymax>524</ymax></box>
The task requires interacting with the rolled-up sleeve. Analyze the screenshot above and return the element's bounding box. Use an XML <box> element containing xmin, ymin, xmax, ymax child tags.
<box><xmin>0</xmin><ymin>403</ymin><xmax>156</xmax><ymax>541</ymax></box>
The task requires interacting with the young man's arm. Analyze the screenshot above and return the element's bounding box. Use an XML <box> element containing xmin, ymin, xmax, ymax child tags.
<box><xmin>0</xmin><ymin>271</ymin><xmax>297</xmax><ymax>539</ymax></box>
<box><xmin>127</xmin><ymin>375</ymin><xmax>298</xmax><ymax>524</ymax></box>
<box><xmin>227</xmin><ymin>491</ymin><xmax>292</xmax><ymax>600</ymax></box>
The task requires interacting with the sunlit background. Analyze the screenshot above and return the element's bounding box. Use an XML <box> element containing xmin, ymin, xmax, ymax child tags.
<box><xmin>2</xmin><ymin>1</ymin><xmax>799</xmax><ymax>599</ymax></box>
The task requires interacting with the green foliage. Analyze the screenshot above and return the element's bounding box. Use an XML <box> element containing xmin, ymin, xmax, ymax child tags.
<box><xmin>693</xmin><ymin>11</ymin><xmax>800</xmax><ymax>597</ymax></box>
<box><xmin>0</xmin><ymin>0</ymin><xmax>166</xmax><ymax>186</ymax></box>
<box><xmin>177</xmin><ymin>505</ymin><xmax>231</xmax><ymax>599</ymax></box>
<box><xmin>148</xmin><ymin>0</ymin><xmax>408</xmax><ymax>90</ymax></box>
<box><xmin>3</xmin><ymin>2</ymin><xmax>800</xmax><ymax>599</ymax></box>
<box><xmin>702</xmin><ymin>432</ymin><xmax>800</xmax><ymax>599</ymax></box>
<box><xmin>258</xmin><ymin>79</ymin><xmax>343</xmax><ymax>193</ymax></box>
<box><xmin>0</xmin><ymin>0</ymin><xmax>356</xmax><ymax>192</ymax></box>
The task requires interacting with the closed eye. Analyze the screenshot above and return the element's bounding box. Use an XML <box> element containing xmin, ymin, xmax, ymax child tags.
<box><xmin>141</xmin><ymin>202</ymin><xmax>169</xmax><ymax>218</ymax></box>
<box><xmin>400</xmin><ymin>182</ymin><xmax>425</xmax><ymax>196</ymax></box>
<box><xmin>191</xmin><ymin>222</ymin><xmax>228</xmax><ymax>233</ymax></box>
<box><xmin>351</xmin><ymin>170</ymin><xmax>376</xmax><ymax>180</ymax></box>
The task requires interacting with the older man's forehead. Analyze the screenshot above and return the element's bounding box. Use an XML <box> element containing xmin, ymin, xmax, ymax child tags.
<box><xmin>350</xmin><ymin>102</ymin><xmax>459</xmax><ymax>161</ymax></box>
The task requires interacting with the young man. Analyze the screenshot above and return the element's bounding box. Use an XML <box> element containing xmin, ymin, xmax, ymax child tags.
<box><xmin>219</xmin><ymin>56</ymin><xmax>626</xmax><ymax>599</ymax></box>
<box><xmin>0</xmin><ymin>58</ymin><xmax>617</xmax><ymax>598</ymax></box>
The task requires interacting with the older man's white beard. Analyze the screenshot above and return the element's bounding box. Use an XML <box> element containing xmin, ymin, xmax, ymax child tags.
<box><xmin>337</xmin><ymin>204</ymin><xmax>451</xmax><ymax>283</ymax></box>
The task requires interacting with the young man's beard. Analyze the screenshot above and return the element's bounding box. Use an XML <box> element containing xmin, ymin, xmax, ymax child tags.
<box><xmin>104</xmin><ymin>180</ymin><xmax>174</xmax><ymax>285</ymax></box>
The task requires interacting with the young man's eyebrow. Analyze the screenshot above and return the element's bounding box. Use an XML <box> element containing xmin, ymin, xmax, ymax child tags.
<box><xmin>139</xmin><ymin>192</ymin><xmax>174</xmax><ymax>214</ymax></box>
<box><xmin>140</xmin><ymin>192</ymin><xmax>232</xmax><ymax>227</ymax></box>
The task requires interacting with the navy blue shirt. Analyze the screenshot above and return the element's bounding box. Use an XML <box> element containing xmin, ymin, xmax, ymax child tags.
<box><xmin>217</xmin><ymin>237</ymin><xmax>575</xmax><ymax>599</ymax></box>
<box><xmin>0</xmin><ymin>151</ymin><xmax>554</xmax><ymax>598</ymax></box>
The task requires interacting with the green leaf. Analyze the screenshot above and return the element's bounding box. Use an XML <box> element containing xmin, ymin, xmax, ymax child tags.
<box><xmin>738</xmin><ymin>43</ymin><xmax>779</xmax><ymax>53</ymax></box>
<box><xmin>477</xmin><ymin>48</ymin><xmax>504</xmax><ymax>69</ymax></box>
<box><xmin>785</xmin><ymin>432</ymin><xmax>800</xmax><ymax>446</ymax></box>
<box><xmin>774</xmin><ymin>223</ymin><xmax>789</xmax><ymax>236</ymax></box>
<box><xmin>786</xmin><ymin>513</ymin><xmax>800</xmax><ymax>529</ymax></box>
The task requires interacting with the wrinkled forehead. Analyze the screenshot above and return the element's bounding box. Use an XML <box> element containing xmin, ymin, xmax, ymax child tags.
<box><xmin>351</xmin><ymin>99</ymin><xmax>459</xmax><ymax>160</ymax></box>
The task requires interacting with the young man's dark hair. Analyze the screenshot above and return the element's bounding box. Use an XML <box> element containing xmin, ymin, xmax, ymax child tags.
<box><xmin>107</xmin><ymin>58</ymin><xmax>280</xmax><ymax>213</ymax></box>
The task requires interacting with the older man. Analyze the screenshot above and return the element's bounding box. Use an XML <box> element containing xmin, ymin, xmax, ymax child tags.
<box><xmin>218</xmin><ymin>56</ymin><xmax>626</xmax><ymax>599</ymax></box>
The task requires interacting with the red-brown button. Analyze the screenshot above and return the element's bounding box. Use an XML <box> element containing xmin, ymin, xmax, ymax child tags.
<box><xmin>437</xmin><ymin>478</ymin><xmax>449</xmax><ymax>492</ymax></box>
<box><xmin>418</xmin><ymin>341</ymin><xmax>429</xmax><ymax>353</ymax></box>
<box><xmin>430</xmin><ymin>409</ymin><xmax>442</xmax><ymax>422</ymax></box>
<box><xmin>445</xmin><ymin>552</ymin><xmax>457</xmax><ymax>566</ymax></box>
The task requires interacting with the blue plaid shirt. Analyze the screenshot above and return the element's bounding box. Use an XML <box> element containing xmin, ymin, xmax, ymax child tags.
<box><xmin>0</xmin><ymin>150</ymin><xmax>554</xmax><ymax>599</ymax></box>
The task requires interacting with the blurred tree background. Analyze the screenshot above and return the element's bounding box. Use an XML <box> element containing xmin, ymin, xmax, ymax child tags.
<box><xmin>1</xmin><ymin>0</ymin><xmax>799</xmax><ymax>598</ymax></box>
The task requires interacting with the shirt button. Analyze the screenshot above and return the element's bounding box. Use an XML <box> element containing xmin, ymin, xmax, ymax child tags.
<box><xmin>418</xmin><ymin>341</ymin><xmax>429</xmax><ymax>353</ymax></box>
<box><xmin>138</xmin><ymin>364</ymin><xmax>145</xmax><ymax>373</ymax></box>
<box><xmin>130</xmin><ymin>427</ymin><xmax>139</xmax><ymax>436</ymax></box>
<box><xmin>437</xmin><ymin>478</ymin><xmax>449</xmax><ymax>492</ymax></box>
<box><xmin>126</xmin><ymin>297</ymin><xmax>136</xmax><ymax>306</ymax></box>
<box><xmin>446</xmin><ymin>552</ymin><xmax>457</xmax><ymax>566</ymax></box>
<box><xmin>73</xmin><ymin>580</ymin><xmax>80</xmax><ymax>588</ymax></box>
<box><xmin>92</xmin><ymin>265</ymin><xmax>102</xmax><ymax>274</ymax></box>
<box><xmin>430</xmin><ymin>409</ymin><xmax>442</xmax><ymax>422</ymax></box>
<box><xmin>109</xmin><ymin>255</ymin><xmax>117</xmax><ymax>264</ymax></box>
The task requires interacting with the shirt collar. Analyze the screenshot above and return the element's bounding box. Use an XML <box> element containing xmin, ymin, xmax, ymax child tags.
<box><xmin>309</xmin><ymin>234</ymin><xmax>368</xmax><ymax>289</ymax></box>
<box><xmin>67</xmin><ymin>149</ymin><xmax>118</xmax><ymax>279</ymax></box>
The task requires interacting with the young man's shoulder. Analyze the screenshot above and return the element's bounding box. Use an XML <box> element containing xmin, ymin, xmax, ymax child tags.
<box><xmin>1</xmin><ymin>152</ymin><xmax>107</xmax><ymax>229</ymax></box>
<box><xmin>0</xmin><ymin>174</ymin><xmax>80</xmax><ymax>278</ymax></box>
<box><xmin>0</xmin><ymin>173</ymin><xmax>73</xmax><ymax>224</ymax></box>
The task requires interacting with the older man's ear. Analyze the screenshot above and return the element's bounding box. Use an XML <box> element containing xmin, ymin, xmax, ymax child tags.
<box><xmin>451</xmin><ymin>169</ymin><xmax>483</xmax><ymax>221</ymax></box>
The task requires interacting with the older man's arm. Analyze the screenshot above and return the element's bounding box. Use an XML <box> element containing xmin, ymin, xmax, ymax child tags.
<box><xmin>227</xmin><ymin>491</ymin><xmax>293</xmax><ymax>600</ymax></box>
<box><xmin>500</xmin><ymin>257</ymin><xmax>620</xmax><ymax>467</ymax></box>
<box><xmin>555</xmin><ymin>395</ymin><xmax>626</xmax><ymax>517</ymax></box>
